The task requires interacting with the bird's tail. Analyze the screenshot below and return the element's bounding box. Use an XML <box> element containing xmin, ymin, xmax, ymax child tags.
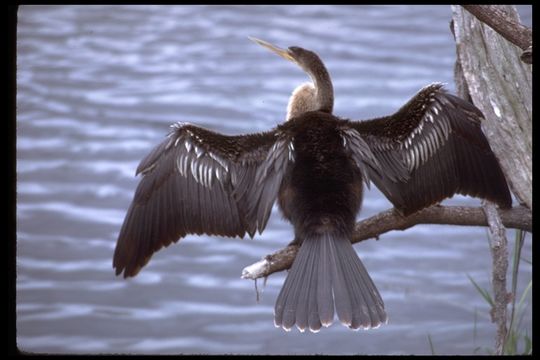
<box><xmin>274</xmin><ymin>232</ymin><xmax>387</xmax><ymax>332</ymax></box>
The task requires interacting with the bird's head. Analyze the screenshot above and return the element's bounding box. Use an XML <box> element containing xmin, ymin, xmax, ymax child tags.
<box><xmin>249</xmin><ymin>37</ymin><xmax>322</xmax><ymax>77</ymax></box>
<box><xmin>249</xmin><ymin>37</ymin><xmax>334</xmax><ymax>119</ymax></box>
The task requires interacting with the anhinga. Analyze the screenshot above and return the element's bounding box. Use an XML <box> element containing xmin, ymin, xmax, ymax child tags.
<box><xmin>113</xmin><ymin>38</ymin><xmax>512</xmax><ymax>333</ymax></box>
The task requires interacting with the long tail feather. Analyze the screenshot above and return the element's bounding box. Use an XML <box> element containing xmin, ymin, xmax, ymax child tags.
<box><xmin>274</xmin><ymin>232</ymin><xmax>387</xmax><ymax>332</ymax></box>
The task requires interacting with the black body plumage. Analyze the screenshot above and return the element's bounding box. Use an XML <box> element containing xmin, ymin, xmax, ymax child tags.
<box><xmin>113</xmin><ymin>39</ymin><xmax>512</xmax><ymax>333</ymax></box>
<box><xmin>275</xmin><ymin>112</ymin><xmax>386</xmax><ymax>331</ymax></box>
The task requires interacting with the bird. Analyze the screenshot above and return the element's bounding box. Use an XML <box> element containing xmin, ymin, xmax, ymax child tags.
<box><xmin>113</xmin><ymin>37</ymin><xmax>512</xmax><ymax>333</ymax></box>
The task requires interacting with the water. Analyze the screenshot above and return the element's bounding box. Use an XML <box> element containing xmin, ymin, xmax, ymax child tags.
<box><xmin>16</xmin><ymin>5</ymin><xmax>532</xmax><ymax>355</ymax></box>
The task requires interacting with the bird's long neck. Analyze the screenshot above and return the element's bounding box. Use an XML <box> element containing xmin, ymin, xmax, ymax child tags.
<box><xmin>286</xmin><ymin>65</ymin><xmax>334</xmax><ymax>121</ymax></box>
<box><xmin>308</xmin><ymin>65</ymin><xmax>334</xmax><ymax>114</ymax></box>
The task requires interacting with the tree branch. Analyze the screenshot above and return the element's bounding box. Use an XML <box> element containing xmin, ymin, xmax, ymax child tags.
<box><xmin>453</xmin><ymin>5</ymin><xmax>531</xmax><ymax>353</ymax></box>
<box><xmin>482</xmin><ymin>201</ymin><xmax>510</xmax><ymax>355</ymax></box>
<box><xmin>452</xmin><ymin>5</ymin><xmax>532</xmax><ymax>210</ymax></box>
<box><xmin>241</xmin><ymin>205</ymin><xmax>531</xmax><ymax>281</ymax></box>
<box><xmin>462</xmin><ymin>5</ymin><xmax>532</xmax><ymax>64</ymax></box>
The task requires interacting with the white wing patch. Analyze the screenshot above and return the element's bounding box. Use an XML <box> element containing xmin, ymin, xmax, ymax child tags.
<box><xmin>168</xmin><ymin>125</ymin><xmax>231</xmax><ymax>189</ymax></box>
<box><xmin>401</xmin><ymin>97</ymin><xmax>453</xmax><ymax>172</ymax></box>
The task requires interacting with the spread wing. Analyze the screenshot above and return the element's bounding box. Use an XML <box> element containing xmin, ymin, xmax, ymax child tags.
<box><xmin>113</xmin><ymin>122</ymin><xmax>294</xmax><ymax>277</ymax></box>
<box><xmin>349</xmin><ymin>83</ymin><xmax>512</xmax><ymax>216</ymax></box>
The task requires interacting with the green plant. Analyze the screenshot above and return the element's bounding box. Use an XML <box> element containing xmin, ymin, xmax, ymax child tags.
<box><xmin>427</xmin><ymin>333</ymin><xmax>436</xmax><ymax>355</ymax></box>
<box><xmin>467</xmin><ymin>229</ymin><xmax>531</xmax><ymax>355</ymax></box>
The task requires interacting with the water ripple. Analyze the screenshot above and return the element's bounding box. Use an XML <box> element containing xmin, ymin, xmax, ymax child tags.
<box><xmin>16</xmin><ymin>4</ymin><xmax>531</xmax><ymax>355</ymax></box>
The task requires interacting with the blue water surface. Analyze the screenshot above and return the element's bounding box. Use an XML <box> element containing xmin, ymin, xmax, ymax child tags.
<box><xmin>16</xmin><ymin>5</ymin><xmax>532</xmax><ymax>355</ymax></box>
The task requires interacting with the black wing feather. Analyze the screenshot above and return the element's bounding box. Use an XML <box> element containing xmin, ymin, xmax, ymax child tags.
<box><xmin>350</xmin><ymin>83</ymin><xmax>511</xmax><ymax>216</ymax></box>
<box><xmin>114</xmin><ymin>123</ymin><xmax>293</xmax><ymax>277</ymax></box>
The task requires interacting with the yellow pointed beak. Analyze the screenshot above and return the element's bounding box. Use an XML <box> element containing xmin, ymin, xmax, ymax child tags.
<box><xmin>249</xmin><ymin>37</ymin><xmax>295</xmax><ymax>62</ymax></box>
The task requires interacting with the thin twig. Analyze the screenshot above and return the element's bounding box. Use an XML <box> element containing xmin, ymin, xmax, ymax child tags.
<box><xmin>482</xmin><ymin>200</ymin><xmax>510</xmax><ymax>355</ymax></box>
<box><xmin>506</xmin><ymin>229</ymin><xmax>526</xmax><ymax>351</ymax></box>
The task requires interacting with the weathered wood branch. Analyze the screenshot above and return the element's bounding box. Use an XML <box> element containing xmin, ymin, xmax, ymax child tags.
<box><xmin>462</xmin><ymin>5</ymin><xmax>532</xmax><ymax>64</ymax></box>
<box><xmin>452</xmin><ymin>5</ymin><xmax>532</xmax><ymax>210</ymax></box>
<box><xmin>482</xmin><ymin>201</ymin><xmax>510</xmax><ymax>355</ymax></box>
<box><xmin>351</xmin><ymin>205</ymin><xmax>531</xmax><ymax>241</ymax></box>
<box><xmin>241</xmin><ymin>205</ymin><xmax>531</xmax><ymax>281</ymax></box>
<box><xmin>453</xmin><ymin>6</ymin><xmax>531</xmax><ymax>353</ymax></box>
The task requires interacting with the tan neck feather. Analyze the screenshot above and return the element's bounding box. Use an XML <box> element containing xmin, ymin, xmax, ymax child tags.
<box><xmin>286</xmin><ymin>82</ymin><xmax>318</xmax><ymax>120</ymax></box>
